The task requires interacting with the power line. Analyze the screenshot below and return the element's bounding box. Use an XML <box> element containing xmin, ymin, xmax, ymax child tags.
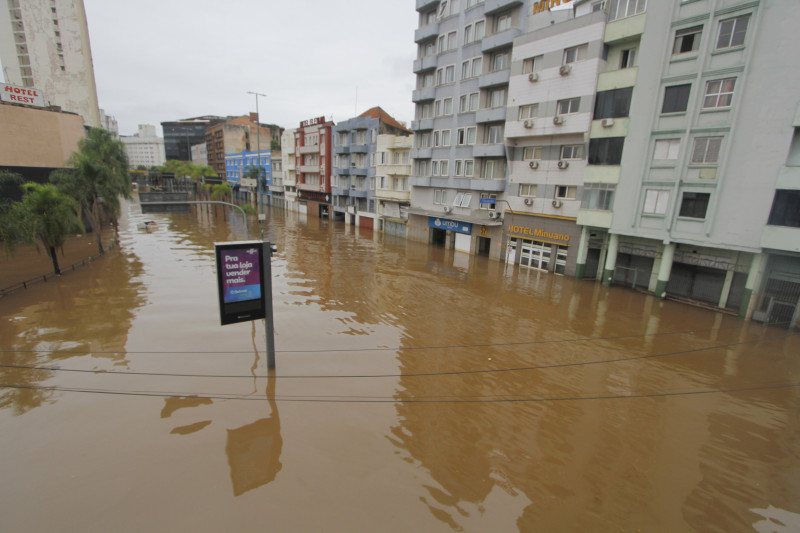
<box><xmin>0</xmin><ymin>334</ymin><xmax>793</xmax><ymax>379</ymax></box>
<box><xmin>1</xmin><ymin>380</ymin><xmax>797</xmax><ymax>403</ymax></box>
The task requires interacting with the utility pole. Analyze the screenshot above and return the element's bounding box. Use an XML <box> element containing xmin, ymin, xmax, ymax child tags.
<box><xmin>247</xmin><ymin>91</ymin><xmax>267</xmax><ymax>215</ymax></box>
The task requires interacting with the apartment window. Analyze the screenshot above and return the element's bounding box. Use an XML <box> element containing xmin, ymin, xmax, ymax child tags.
<box><xmin>491</xmin><ymin>50</ymin><xmax>510</xmax><ymax>72</ymax></box>
<box><xmin>679</xmin><ymin>192</ymin><xmax>710</xmax><ymax>219</ymax></box>
<box><xmin>485</xmin><ymin>124</ymin><xmax>504</xmax><ymax>144</ymax></box>
<box><xmin>589</xmin><ymin>137</ymin><xmax>625</xmax><ymax>165</ymax></box>
<box><xmin>457</xmin><ymin>127</ymin><xmax>477</xmax><ymax>145</ymax></box>
<box><xmin>519</xmin><ymin>183</ymin><xmax>537</xmax><ymax>197</ymax></box>
<box><xmin>453</xmin><ymin>192</ymin><xmax>473</xmax><ymax>208</ymax></box>
<box><xmin>419</xmin><ymin>41</ymin><xmax>435</xmax><ymax>58</ymax></box>
<box><xmin>482</xmin><ymin>159</ymin><xmax>506</xmax><ymax>179</ymax></box>
<box><xmin>703</xmin><ymin>78</ymin><xmax>736</xmax><ymax>109</ymax></box>
<box><xmin>519</xmin><ymin>104</ymin><xmax>538</xmax><ymax>120</ymax></box>
<box><xmin>495</xmin><ymin>13</ymin><xmax>512</xmax><ymax>32</ymax></box>
<box><xmin>466</xmin><ymin>0</ymin><xmax>484</xmax><ymax>8</ymax></box>
<box><xmin>474</xmin><ymin>20</ymin><xmax>485</xmax><ymax>40</ymax></box>
<box><xmin>448</xmin><ymin>31</ymin><xmax>458</xmax><ymax>50</ymax></box>
<box><xmin>608</xmin><ymin>0</ymin><xmax>646</xmax><ymax>22</ymax></box>
<box><xmin>489</xmin><ymin>88</ymin><xmax>507</xmax><ymax>108</ymax></box>
<box><xmin>620</xmin><ymin>48</ymin><xmax>636</xmax><ymax>68</ymax></box>
<box><xmin>461</xmin><ymin>57</ymin><xmax>482</xmax><ymax>79</ymax></box>
<box><xmin>454</xmin><ymin>160</ymin><xmax>463</xmax><ymax>175</ymax></box>
<box><xmin>653</xmin><ymin>139</ymin><xmax>681</xmax><ymax>160</ymax></box>
<box><xmin>523</xmin><ymin>146</ymin><xmax>543</xmax><ymax>160</ymax></box>
<box><xmin>557</xmin><ymin>97</ymin><xmax>580</xmax><ymax>115</ymax></box>
<box><xmin>418</xmin><ymin>102</ymin><xmax>433</xmax><ymax>119</ymax></box>
<box><xmin>767</xmin><ymin>190</ymin><xmax>800</xmax><ymax>228</ymax></box>
<box><xmin>433</xmin><ymin>129</ymin><xmax>452</xmax><ymax>147</ymax></box>
<box><xmin>522</xmin><ymin>55</ymin><xmax>542</xmax><ymax>74</ymax></box>
<box><xmin>479</xmin><ymin>193</ymin><xmax>497</xmax><ymax>210</ymax></box>
<box><xmin>662</xmin><ymin>84</ymin><xmax>691</xmax><ymax>113</ymax></box>
<box><xmin>460</xmin><ymin>92</ymin><xmax>479</xmax><ymax>113</ymax></box>
<box><xmin>560</xmin><ymin>145</ymin><xmax>584</xmax><ymax>160</ymax></box>
<box><xmin>673</xmin><ymin>26</ymin><xmax>702</xmax><ymax>55</ymax></box>
<box><xmin>418</xmin><ymin>132</ymin><xmax>432</xmax><ymax>148</ymax></box>
<box><xmin>593</xmin><ymin>87</ymin><xmax>632</xmax><ymax>119</ymax></box>
<box><xmin>416</xmin><ymin>160</ymin><xmax>431</xmax><ymax>176</ymax></box>
<box><xmin>716</xmin><ymin>15</ymin><xmax>749</xmax><ymax>50</ymax></box>
<box><xmin>464</xmin><ymin>160</ymin><xmax>474</xmax><ymax>176</ymax></box>
<box><xmin>690</xmin><ymin>137</ymin><xmax>722</xmax><ymax>164</ymax></box>
<box><xmin>436</xmin><ymin>65</ymin><xmax>455</xmax><ymax>85</ymax></box>
<box><xmin>643</xmin><ymin>189</ymin><xmax>670</xmax><ymax>215</ymax></box>
<box><xmin>434</xmin><ymin>98</ymin><xmax>453</xmax><ymax>116</ymax></box>
<box><xmin>434</xmin><ymin>189</ymin><xmax>448</xmax><ymax>204</ymax></box>
<box><xmin>582</xmin><ymin>184</ymin><xmax>615</xmax><ymax>211</ymax></box>
<box><xmin>556</xmin><ymin>186</ymin><xmax>577</xmax><ymax>200</ymax></box>
<box><xmin>563</xmin><ymin>44</ymin><xmax>588</xmax><ymax>64</ymax></box>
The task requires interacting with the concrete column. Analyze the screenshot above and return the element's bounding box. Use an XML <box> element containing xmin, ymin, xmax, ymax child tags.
<box><xmin>718</xmin><ymin>270</ymin><xmax>735</xmax><ymax>309</ymax></box>
<box><xmin>602</xmin><ymin>233</ymin><xmax>619</xmax><ymax>286</ymax></box>
<box><xmin>574</xmin><ymin>226</ymin><xmax>590</xmax><ymax>280</ymax></box>
<box><xmin>739</xmin><ymin>253</ymin><xmax>766</xmax><ymax>319</ymax></box>
<box><xmin>654</xmin><ymin>243</ymin><xmax>675</xmax><ymax>299</ymax></box>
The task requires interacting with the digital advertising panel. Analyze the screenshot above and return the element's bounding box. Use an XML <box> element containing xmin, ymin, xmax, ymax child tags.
<box><xmin>215</xmin><ymin>241</ymin><xmax>268</xmax><ymax>326</ymax></box>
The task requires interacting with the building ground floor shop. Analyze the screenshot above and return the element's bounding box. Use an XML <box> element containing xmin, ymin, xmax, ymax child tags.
<box><xmin>407</xmin><ymin>213</ymin><xmax>504</xmax><ymax>261</ymax></box>
<box><xmin>504</xmin><ymin>213</ymin><xmax>580</xmax><ymax>277</ymax></box>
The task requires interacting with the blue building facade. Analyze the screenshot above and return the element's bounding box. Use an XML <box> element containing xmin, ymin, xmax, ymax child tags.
<box><xmin>225</xmin><ymin>149</ymin><xmax>272</xmax><ymax>200</ymax></box>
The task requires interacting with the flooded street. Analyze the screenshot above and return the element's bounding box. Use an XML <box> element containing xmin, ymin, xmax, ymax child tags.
<box><xmin>1</xmin><ymin>199</ymin><xmax>799</xmax><ymax>532</ymax></box>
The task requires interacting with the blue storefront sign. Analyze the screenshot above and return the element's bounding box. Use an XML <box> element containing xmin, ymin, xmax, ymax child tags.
<box><xmin>428</xmin><ymin>217</ymin><xmax>472</xmax><ymax>235</ymax></box>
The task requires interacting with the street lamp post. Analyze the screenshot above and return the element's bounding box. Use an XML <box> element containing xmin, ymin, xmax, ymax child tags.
<box><xmin>247</xmin><ymin>91</ymin><xmax>267</xmax><ymax>215</ymax></box>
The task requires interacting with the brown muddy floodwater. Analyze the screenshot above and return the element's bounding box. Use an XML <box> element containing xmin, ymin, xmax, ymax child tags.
<box><xmin>1</xmin><ymin>199</ymin><xmax>799</xmax><ymax>532</ymax></box>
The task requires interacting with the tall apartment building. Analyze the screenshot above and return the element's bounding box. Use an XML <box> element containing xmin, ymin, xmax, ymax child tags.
<box><xmin>121</xmin><ymin>124</ymin><xmax>166</xmax><ymax>169</ymax></box>
<box><xmin>570</xmin><ymin>0</ymin><xmax>800</xmax><ymax>325</ymax></box>
<box><xmin>204</xmin><ymin>114</ymin><xmax>282</xmax><ymax>178</ymax></box>
<box><xmin>295</xmin><ymin>116</ymin><xmax>334</xmax><ymax>218</ymax></box>
<box><xmin>375</xmin><ymin>132</ymin><xmax>414</xmax><ymax>237</ymax></box>
<box><xmin>281</xmin><ymin>128</ymin><xmax>298</xmax><ymax>211</ymax></box>
<box><xmin>161</xmin><ymin>116</ymin><xmax>222</xmax><ymax>162</ymax></box>
<box><xmin>0</xmin><ymin>0</ymin><xmax>100</xmax><ymax>127</ymax></box>
<box><xmin>409</xmin><ymin>0</ymin><xmax>539</xmax><ymax>259</ymax></box>
<box><xmin>332</xmin><ymin>107</ymin><xmax>411</xmax><ymax>230</ymax></box>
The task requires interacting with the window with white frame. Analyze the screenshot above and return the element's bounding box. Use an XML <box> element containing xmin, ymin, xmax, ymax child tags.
<box><xmin>703</xmin><ymin>78</ymin><xmax>736</xmax><ymax>109</ymax></box>
<box><xmin>653</xmin><ymin>139</ymin><xmax>680</xmax><ymax>160</ymax></box>
<box><xmin>419</xmin><ymin>72</ymin><xmax>434</xmax><ymax>88</ymax></box>
<box><xmin>473</xmin><ymin>20</ymin><xmax>485</xmax><ymax>40</ymax></box>
<box><xmin>620</xmin><ymin>48</ymin><xmax>636</xmax><ymax>68</ymax></box>
<box><xmin>523</xmin><ymin>146</ymin><xmax>543</xmax><ymax>160</ymax></box>
<box><xmin>457</xmin><ymin>127</ymin><xmax>477</xmax><ymax>145</ymax></box>
<box><xmin>495</xmin><ymin>12</ymin><xmax>511</xmax><ymax>32</ymax></box>
<box><xmin>716</xmin><ymin>15</ymin><xmax>749</xmax><ymax>50</ymax></box>
<box><xmin>464</xmin><ymin>20</ymin><xmax>484</xmax><ymax>44</ymax></box>
<box><xmin>464</xmin><ymin>160</ymin><xmax>474</xmax><ymax>176</ymax></box>
<box><xmin>560</xmin><ymin>144</ymin><xmax>584</xmax><ymax>160</ymax></box>
<box><xmin>416</xmin><ymin>159</ymin><xmax>430</xmax><ymax>176</ymax></box>
<box><xmin>518</xmin><ymin>104</ymin><xmax>538</xmax><ymax>120</ymax></box>
<box><xmin>557</xmin><ymin>97</ymin><xmax>580</xmax><ymax>115</ymax></box>
<box><xmin>418</xmin><ymin>132</ymin><xmax>432</xmax><ymax>148</ymax></box>
<box><xmin>522</xmin><ymin>55</ymin><xmax>541</xmax><ymax>74</ymax></box>
<box><xmin>555</xmin><ymin>185</ymin><xmax>577</xmax><ymax>200</ymax></box>
<box><xmin>485</xmin><ymin>124</ymin><xmax>504</xmax><ymax>144</ymax></box>
<box><xmin>643</xmin><ymin>189</ymin><xmax>669</xmax><ymax>215</ymax></box>
<box><xmin>690</xmin><ymin>136</ymin><xmax>722</xmax><ymax>164</ymax></box>
<box><xmin>436</xmin><ymin>65</ymin><xmax>455</xmax><ymax>85</ymax></box>
<box><xmin>607</xmin><ymin>0</ymin><xmax>646</xmax><ymax>22</ymax></box>
<box><xmin>482</xmin><ymin>159</ymin><xmax>506</xmax><ymax>179</ymax></box>
<box><xmin>433</xmin><ymin>129</ymin><xmax>451</xmax><ymax>147</ymax></box>
<box><xmin>434</xmin><ymin>189</ymin><xmax>447</xmax><ymax>204</ymax></box>
<box><xmin>466</xmin><ymin>0</ymin><xmax>484</xmax><ymax>8</ymax></box>
<box><xmin>419</xmin><ymin>41</ymin><xmax>435</xmax><ymax>58</ymax></box>
<box><xmin>460</xmin><ymin>92</ymin><xmax>479</xmax><ymax>113</ymax></box>
<box><xmin>453</xmin><ymin>192</ymin><xmax>472</xmax><ymax>208</ymax></box>
<box><xmin>519</xmin><ymin>183</ymin><xmax>537</xmax><ymax>197</ymax></box>
<box><xmin>491</xmin><ymin>50</ymin><xmax>510</xmax><ymax>71</ymax></box>
<box><xmin>454</xmin><ymin>159</ymin><xmax>463</xmax><ymax>176</ymax></box>
<box><xmin>563</xmin><ymin>44</ymin><xmax>588</xmax><ymax>64</ymax></box>
<box><xmin>418</xmin><ymin>102</ymin><xmax>433</xmax><ymax>119</ymax></box>
<box><xmin>673</xmin><ymin>26</ymin><xmax>702</xmax><ymax>55</ymax></box>
<box><xmin>461</xmin><ymin>57</ymin><xmax>482</xmax><ymax>79</ymax></box>
<box><xmin>479</xmin><ymin>193</ymin><xmax>497</xmax><ymax>210</ymax></box>
<box><xmin>489</xmin><ymin>87</ymin><xmax>506</xmax><ymax>108</ymax></box>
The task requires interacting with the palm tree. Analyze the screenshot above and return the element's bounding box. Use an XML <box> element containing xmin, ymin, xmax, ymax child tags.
<box><xmin>53</xmin><ymin>128</ymin><xmax>131</xmax><ymax>255</ymax></box>
<box><xmin>19</xmin><ymin>183</ymin><xmax>84</xmax><ymax>275</ymax></box>
<box><xmin>0</xmin><ymin>171</ymin><xmax>27</xmax><ymax>256</ymax></box>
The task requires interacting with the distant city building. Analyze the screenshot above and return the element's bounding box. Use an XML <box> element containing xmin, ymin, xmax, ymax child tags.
<box><xmin>225</xmin><ymin>149</ymin><xmax>271</xmax><ymax>203</ymax></box>
<box><xmin>205</xmin><ymin>114</ymin><xmax>283</xmax><ymax>177</ymax></box>
<box><xmin>161</xmin><ymin>116</ymin><xmax>222</xmax><ymax>162</ymax></box>
<box><xmin>191</xmin><ymin>142</ymin><xmax>208</xmax><ymax>166</ymax></box>
<box><xmin>121</xmin><ymin>124</ymin><xmax>166</xmax><ymax>169</ymax></box>
<box><xmin>375</xmin><ymin>132</ymin><xmax>413</xmax><ymax>237</ymax></box>
<box><xmin>331</xmin><ymin>106</ymin><xmax>411</xmax><ymax>230</ymax></box>
<box><xmin>99</xmin><ymin>109</ymin><xmax>118</xmax><ymax>138</ymax></box>
<box><xmin>281</xmin><ymin>128</ymin><xmax>298</xmax><ymax>211</ymax></box>
<box><xmin>0</xmin><ymin>0</ymin><xmax>101</xmax><ymax>127</ymax></box>
<box><xmin>295</xmin><ymin>116</ymin><xmax>334</xmax><ymax>218</ymax></box>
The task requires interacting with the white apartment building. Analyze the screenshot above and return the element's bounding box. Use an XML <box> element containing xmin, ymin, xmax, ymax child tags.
<box><xmin>0</xmin><ymin>0</ymin><xmax>101</xmax><ymax>127</ymax></box>
<box><xmin>281</xmin><ymin>128</ymin><xmax>298</xmax><ymax>211</ymax></box>
<box><xmin>121</xmin><ymin>124</ymin><xmax>166</xmax><ymax>169</ymax></box>
<box><xmin>375</xmin><ymin>133</ymin><xmax>414</xmax><ymax>237</ymax></box>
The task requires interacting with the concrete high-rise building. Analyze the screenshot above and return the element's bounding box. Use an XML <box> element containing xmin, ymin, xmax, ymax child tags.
<box><xmin>204</xmin><ymin>114</ymin><xmax>282</xmax><ymax>178</ymax></box>
<box><xmin>120</xmin><ymin>124</ymin><xmax>166</xmax><ymax>169</ymax></box>
<box><xmin>0</xmin><ymin>0</ymin><xmax>101</xmax><ymax>127</ymax></box>
<box><xmin>161</xmin><ymin>116</ymin><xmax>222</xmax><ymax>163</ymax></box>
<box><xmin>294</xmin><ymin>116</ymin><xmax>334</xmax><ymax>218</ymax></box>
<box><xmin>281</xmin><ymin>128</ymin><xmax>298</xmax><ymax>211</ymax></box>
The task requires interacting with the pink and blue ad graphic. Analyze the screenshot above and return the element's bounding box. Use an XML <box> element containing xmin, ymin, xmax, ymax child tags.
<box><xmin>221</xmin><ymin>247</ymin><xmax>262</xmax><ymax>303</ymax></box>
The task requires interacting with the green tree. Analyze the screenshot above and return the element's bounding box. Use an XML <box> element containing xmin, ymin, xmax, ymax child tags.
<box><xmin>53</xmin><ymin>128</ymin><xmax>131</xmax><ymax>255</ymax></box>
<box><xmin>18</xmin><ymin>183</ymin><xmax>84</xmax><ymax>275</ymax></box>
<box><xmin>0</xmin><ymin>171</ymin><xmax>29</xmax><ymax>256</ymax></box>
<box><xmin>211</xmin><ymin>182</ymin><xmax>232</xmax><ymax>202</ymax></box>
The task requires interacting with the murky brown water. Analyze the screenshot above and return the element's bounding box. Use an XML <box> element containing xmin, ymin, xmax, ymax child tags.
<box><xmin>1</xmin><ymin>199</ymin><xmax>799</xmax><ymax>532</ymax></box>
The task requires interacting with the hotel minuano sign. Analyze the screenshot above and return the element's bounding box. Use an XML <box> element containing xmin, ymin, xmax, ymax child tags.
<box><xmin>532</xmin><ymin>0</ymin><xmax>574</xmax><ymax>14</ymax></box>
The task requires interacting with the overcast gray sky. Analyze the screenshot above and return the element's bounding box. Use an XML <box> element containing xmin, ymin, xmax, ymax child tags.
<box><xmin>83</xmin><ymin>0</ymin><xmax>418</xmax><ymax>136</ymax></box>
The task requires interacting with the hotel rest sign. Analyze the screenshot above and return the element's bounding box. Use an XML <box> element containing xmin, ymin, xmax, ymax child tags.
<box><xmin>1</xmin><ymin>83</ymin><xmax>45</xmax><ymax>107</ymax></box>
<box><xmin>300</xmin><ymin>116</ymin><xmax>325</xmax><ymax>128</ymax></box>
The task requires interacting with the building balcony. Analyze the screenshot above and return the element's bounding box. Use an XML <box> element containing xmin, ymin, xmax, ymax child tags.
<box><xmin>350</xmin><ymin>144</ymin><xmax>368</xmax><ymax>153</ymax></box>
<box><xmin>298</xmin><ymin>144</ymin><xmax>318</xmax><ymax>154</ymax></box>
<box><xmin>416</xmin><ymin>0</ymin><xmax>439</xmax><ymax>11</ymax></box>
<box><xmin>415</xmin><ymin>22</ymin><xmax>439</xmax><ymax>43</ymax></box>
<box><xmin>596</xmin><ymin>67</ymin><xmax>638</xmax><ymax>92</ymax></box>
<box><xmin>410</xmin><ymin>148</ymin><xmax>433</xmax><ymax>159</ymax></box>
<box><xmin>467</xmin><ymin>178</ymin><xmax>506</xmax><ymax>192</ymax></box>
<box><xmin>478</xmin><ymin>70</ymin><xmax>510</xmax><ymax>89</ymax></box>
<box><xmin>412</xmin><ymin>87</ymin><xmax>436</xmax><ymax>102</ymax></box>
<box><xmin>472</xmin><ymin>144</ymin><xmax>506</xmax><ymax>158</ymax></box>
<box><xmin>413</xmin><ymin>55</ymin><xmax>438</xmax><ymax>74</ymax></box>
<box><xmin>484</xmin><ymin>0</ymin><xmax>522</xmax><ymax>15</ymax></box>
<box><xmin>410</xmin><ymin>176</ymin><xmax>432</xmax><ymax>187</ymax></box>
<box><xmin>481</xmin><ymin>28</ymin><xmax>522</xmax><ymax>53</ymax></box>
<box><xmin>334</xmin><ymin>145</ymin><xmax>350</xmax><ymax>154</ymax></box>
<box><xmin>332</xmin><ymin>187</ymin><xmax>350</xmax><ymax>196</ymax></box>
<box><xmin>350</xmin><ymin>167</ymin><xmax>368</xmax><ymax>176</ymax></box>
<box><xmin>268</xmin><ymin>184</ymin><xmax>285</xmax><ymax>193</ymax></box>
<box><xmin>475</xmin><ymin>107</ymin><xmax>508</xmax><ymax>124</ymax></box>
<box><xmin>297</xmin><ymin>182</ymin><xmax>323</xmax><ymax>192</ymax></box>
<box><xmin>577</xmin><ymin>208</ymin><xmax>613</xmax><ymax>229</ymax></box>
<box><xmin>376</xmin><ymin>189</ymin><xmax>411</xmax><ymax>202</ymax></box>
<box><xmin>411</xmin><ymin>118</ymin><xmax>435</xmax><ymax>131</ymax></box>
<box><xmin>334</xmin><ymin>168</ymin><xmax>351</xmax><ymax>176</ymax></box>
<box><xmin>604</xmin><ymin>12</ymin><xmax>646</xmax><ymax>44</ymax></box>
<box><xmin>349</xmin><ymin>188</ymin><xmax>369</xmax><ymax>198</ymax></box>
<box><xmin>298</xmin><ymin>164</ymin><xmax>319</xmax><ymax>174</ymax></box>
<box><xmin>377</xmin><ymin>164</ymin><xmax>412</xmax><ymax>176</ymax></box>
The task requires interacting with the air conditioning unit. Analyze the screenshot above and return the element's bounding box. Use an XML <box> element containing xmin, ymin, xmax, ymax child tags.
<box><xmin>557</xmin><ymin>160</ymin><xmax>569</xmax><ymax>169</ymax></box>
<box><xmin>553</xmin><ymin>115</ymin><xmax>564</xmax><ymax>125</ymax></box>
<box><xmin>528</xmin><ymin>72</ymin><xmax>539</xmax><ymax>82</ymax></box>
<box><xmin>443</xmin><ymin>205</ymin><xmax>452</xmax><ymax>214</ymax></box>
<box><xmin>524</xmin><ymin>197</ymin><xmax>534</xmax><ymax>206</ymax></box>
<box><xmin>552</xmin><ymin>199</ymin><xmax>563</xmax><ymax>208</ymax></box>
<box><xmin>488</xmin><ymin>211</ymin><xmax>501</xmax><ymax>219</ymax></box>
<box><xmin>601</xmin><ymin>118</ymin><xmax>615</xmax><ymax>127</ymax></box>
<box><xmin>523</xmin><ymin>119</ymin><xmax>534</xmax><ymax>129</ymax></box>
<box><xmin>559</xmin><ymin>64</ymin><xmax>572</xmax><ymax>76</ymax></box>
<box><xmin>529</xmin><ymin>160</ymin><xmax>539</xmax><ymax>169</ymax></box>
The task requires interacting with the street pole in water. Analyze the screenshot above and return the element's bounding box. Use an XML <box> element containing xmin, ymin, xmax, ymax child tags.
<box><xmin>247</xmin><ymin>91</ymin><xmax>266</xmax><ymax>214</ymax></box>
<box><xmin>263</xmin><ymin>241</ymin><xmax>277</xmax><ymax>370</ymax></box>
